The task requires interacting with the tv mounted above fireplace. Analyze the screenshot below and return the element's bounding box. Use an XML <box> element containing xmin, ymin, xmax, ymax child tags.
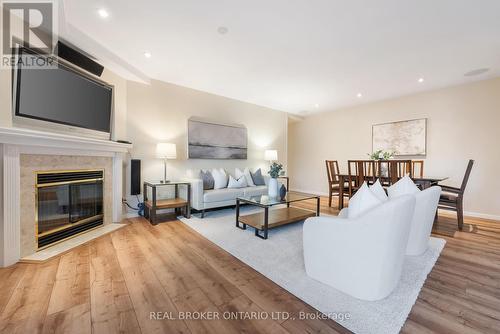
<box><xmin>13</xmin><ymin>47</ymin><xmax>113</xmax><ymax>136</ymax></box>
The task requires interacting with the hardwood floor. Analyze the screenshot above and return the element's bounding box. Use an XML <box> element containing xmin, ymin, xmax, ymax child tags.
<box><xmin>0</xmin><ymin>196</ymin><xmax>499</xmax><ymax>333</ymax></box>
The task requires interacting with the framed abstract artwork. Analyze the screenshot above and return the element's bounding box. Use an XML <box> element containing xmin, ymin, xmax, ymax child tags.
<box><xmin>372</xmin><ymin>118</ymin><xmax>427</xmax><ymax>156</ymax></box>
<box><xmin>188</xmin><ymin>118</ymin><xmax>248</xmax><ymax>159</ymax></box>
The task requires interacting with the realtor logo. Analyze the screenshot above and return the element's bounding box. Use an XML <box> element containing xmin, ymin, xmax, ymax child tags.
<box><xmin>0</xmin><ymin>0</ymin><xmax>57</xmax><ymax>69</ymax></box>
<box><xmin>1</xmin><ymin>1</ymin><xmax>57</xmax><ymax>68</ymax></box>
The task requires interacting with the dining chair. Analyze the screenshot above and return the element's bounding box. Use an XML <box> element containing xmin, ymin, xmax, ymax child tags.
<box><xmin>325</xmin><ymin>160</ymin><xmax>350</xmax><ymax>207</ymax></box>
<box><xmin>373</xmin><ymin>160</ymin><xmax>411</xmax><ymax>185</ymax></box>
<box><xmin>363</xmin><ymin>160</ymin><xmax>376</xmax><ymax>178</ymax></box>
<box><xmin>412</xmin><ymin>160</ymin><xmax>424</xmax><ymax>178</ymax></box>
<box><xmin>387</xmin><ymin>160</ymin><xmax>412</xmax><ymax>184</ymax></box>
<box><xmin>438</xmin><ymin>159</ymin><xmax>474</xmax><ymax>230</ymax></box>
<box><xmin>347</xmin><ymin>160</ymin><xmax>376</xmax><ymax>196</ymax></box>
<box><xmin>396</xmin><ymin>160</ymin><xmax>412</xmax><ymax>177</ymax></box>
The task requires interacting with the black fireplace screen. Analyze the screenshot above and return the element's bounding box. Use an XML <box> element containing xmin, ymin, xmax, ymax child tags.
<box><xmin>36</xmin><ymin>170</ymin><xmax>104</xmax><ymax>248</ymax></box>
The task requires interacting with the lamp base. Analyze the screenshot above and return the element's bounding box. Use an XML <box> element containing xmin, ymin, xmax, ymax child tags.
<box><xmin>160</xmin><ymin>180</ymin><xmax>170</xmax><ymax>184</ymax></box>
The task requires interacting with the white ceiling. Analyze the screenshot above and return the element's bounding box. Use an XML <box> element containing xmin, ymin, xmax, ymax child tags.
<box><xmin>62</xmin><ymin>0</ymin><xmax>500</xmax><ymax>114</ymax></box>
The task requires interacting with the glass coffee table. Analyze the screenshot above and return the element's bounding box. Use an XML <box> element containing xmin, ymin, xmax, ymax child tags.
<box><xmin>236</xmin><ymin>193</ymin><xmax>320</xmax><ymax>239</ymax></box>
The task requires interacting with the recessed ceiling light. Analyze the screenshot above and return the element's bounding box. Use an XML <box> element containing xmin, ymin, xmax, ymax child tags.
<box><xmin>217</xmin><ymin>26</ymin><xmax>228</xmax><ymax>35</ymax></box>
<box><xmin>464</xmin><ymin>68</ymin><xmax>489</xmax><ymax>77</ymax></box>
<box><xmin>314</xmin><ymin>103</ymin><xmax>319</xmax><ymax>108</ymax></box>
<box><xmin>418</xmin><ymin>78</ymin><xmax>424</xmax><ymax>83</ymax></box>
<box><xmin>97</xmin><ymin>9</ymin><xmax>109</xmax><ymax>18</ymax></box>
<box><xmin>357</xmin><ymin>93</ymin><xmax>363</xmax><ymax>98</ymax></box>
<box><xmin>144</xmin><ymin>51</ymin><xmax>152</xmax><ymax>58</ymax></box>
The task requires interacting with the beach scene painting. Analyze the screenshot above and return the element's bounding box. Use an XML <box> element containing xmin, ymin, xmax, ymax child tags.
<box><xmin>188</xmin><ymin>118</ymin><xmax>248</xmax><ymax>159</ymax></box>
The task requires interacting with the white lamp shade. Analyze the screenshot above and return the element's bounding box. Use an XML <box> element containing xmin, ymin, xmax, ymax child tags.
<box><xmin>156</xmin><ymin>143</ymin><xmax>177</xmax><ymax>159</ymax></box>
<box><xmin>264</xmin><ymin>149</ymin><xmax>278</xmax><ymax>161</ymax></box>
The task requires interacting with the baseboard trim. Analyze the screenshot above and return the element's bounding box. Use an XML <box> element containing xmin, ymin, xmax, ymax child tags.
<box><xmin>462</xmin><ymin>211</ymin><xmax>500</xmax><ymax>221</ymax></box>
<box><xmin>124</xmin><ymin>212</ymin><xmax>140</xmax><ymax>219</ymax></box>
<box><xmin>290</xmin><ymin>188</ymin><xmax>329</xmax><ymax>197</ymax></box>
<box><xmin>291</xmin><ymin>188</ymin><xmax>500</xmax><ymax>221</ymax></box>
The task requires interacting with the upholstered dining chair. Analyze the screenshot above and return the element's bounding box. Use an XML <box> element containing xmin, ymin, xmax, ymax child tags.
<box><xmin>438</xmin><ymin>159</ymin><xmax>474</xmax><ymax>230</ymax></box>
<box><xmin>325</xmin><ymin>160</ymin><xmax>350</xmax><ymax>207</ymax></box>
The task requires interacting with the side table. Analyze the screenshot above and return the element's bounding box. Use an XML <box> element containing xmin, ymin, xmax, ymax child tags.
<box><xmin>143</xmin><ymin>181</ymin><xmax>191</xmax><ymax>224</ymax></box>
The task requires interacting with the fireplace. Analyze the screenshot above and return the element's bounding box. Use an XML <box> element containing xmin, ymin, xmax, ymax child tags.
<box><xmin>36</xmin><ymin>170</ymin><xmax>104</xmax><ymax>249</ymax></box>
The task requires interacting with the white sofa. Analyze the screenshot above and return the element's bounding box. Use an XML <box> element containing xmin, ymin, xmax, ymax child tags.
<box><xmin>339</xmin><ymin>186</ymin><xmax>442</xmax><ymax>256</ymax></box>
<box><xmin>303</xmin><ymin>195</ymin><xmax>415</xmax><ymax>301</ymax></box>
<box><xmin>185</xmin><ymin>175</ymin><xmax>270</xmax><ymax>217</ymax></box>
<box><xmin>406</xmin><ymin>186</ymin><xmax>441</xmax><ymax>255</ymax></box>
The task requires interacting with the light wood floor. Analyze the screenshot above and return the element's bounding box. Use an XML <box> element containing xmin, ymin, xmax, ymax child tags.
<box><xmin>0</xmin><ymin>197</ymin><xmax>499</xmax><ymax>334</ymax></box>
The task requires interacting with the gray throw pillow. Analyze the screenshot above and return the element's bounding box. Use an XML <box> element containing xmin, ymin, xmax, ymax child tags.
<box><xmin>200</xmin><ymin>170</ymin><xmax>214</xmax><ymax>190</ymax></box>
<box><xmin>250</xmin><ymin>168</ymin><xmax>266</xmax><ymax>186</ymax></box>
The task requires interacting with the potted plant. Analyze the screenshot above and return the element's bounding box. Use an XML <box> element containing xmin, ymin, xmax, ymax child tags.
<box><xmin>268</xmin><ymin>162</ymin><xmax>284</xmax><ymax>197</ymax></box>
<box><xmin>367</xmin><ymin>150</ymin><xmax>396</xmax><ymax>177</ymax></box>
<box><xmin>368</xmin><ymin>149</ymin><xmax>395</xmax><ymax>160</ymax></box>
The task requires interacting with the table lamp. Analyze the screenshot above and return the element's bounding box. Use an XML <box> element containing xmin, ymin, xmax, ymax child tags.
<box><xmin>156</xmin><ymin>143</ymin><xmax>177</xmax><ymax>183</ymax></box>
<box><xmin>264</xmin><ymin>149</ymin><xmax>278</xmax><ymax>163</ymax></box>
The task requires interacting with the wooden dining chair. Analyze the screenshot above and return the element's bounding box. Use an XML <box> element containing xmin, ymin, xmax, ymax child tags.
<box><xmin>396</xmin><ymin>160</ymin><xmax>412</xmax><ymax>177</ymax></box>
<box><xmin>438</xmin><ymin>159</ymin><xmax>474</xmax><ymax>230</ymax></box>
<box><xmin>363</xmin><ymin>160</ymin><xmax>374</xmax><ymax>178</ymax></box>
<box><xmin>387</xmin><ymin>160</ymin><xmax>412</xmax><ymax>184</ymax></box>
<box><xmin>412</xmin><ymin>160</ymin><xmax>424</xmax><ymax>178</ymax></box>
<box><xmin>347</xmin><ymin>160</ymin><xmax>376</xmax><ymax>196</ymax></box>
<box><xmin>373</xmin><ymin>160</ymin><xmax>411</xmax><ymax>185</ymax></box>
<box><xmin>325</xmin><ymin>160</ymin><xmax>350</xmax><ymax>207</ymax></box>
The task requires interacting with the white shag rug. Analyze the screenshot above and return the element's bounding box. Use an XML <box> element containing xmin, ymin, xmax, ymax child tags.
<box><xmin>178</xmin><ymin>206</ymin><xmax>445</xmax><ymax>334</ymax></box>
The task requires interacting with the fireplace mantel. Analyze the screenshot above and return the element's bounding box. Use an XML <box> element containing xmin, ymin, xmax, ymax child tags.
<box><xmin>0</xmin><ymin>126</ymin><xmax>131</xmax><ymax>152</ymax></box>
<box><xmin>0</xmin><ymin>126</ymin><xmax>131</xmax><ymax>267</ymax></box>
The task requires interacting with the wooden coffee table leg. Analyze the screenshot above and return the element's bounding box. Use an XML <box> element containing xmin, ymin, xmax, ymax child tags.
<box><xmin>254</xmin><ymin>207</ymin><xmax>269</xmax><ymax>239</ymax></box>
<box><xmin>264</xmin><ymin>207</ymin><xmax>269</xmax><ymax>239</ymax></box>
<box><xmin>235</xmin><ymin>199</ymin><xmax>246</xmax><ymax>230</ymax></box>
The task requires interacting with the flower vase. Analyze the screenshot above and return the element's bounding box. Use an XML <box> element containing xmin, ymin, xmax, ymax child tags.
<box><xmin>268</xmin><ymin>178</ymin><xmax>279</xmax><ymax>197</ymax></box>
<box><xmin>380</xmin><ymin>163</ymin><xmax>388</xmax><ymax>177</ymax></box>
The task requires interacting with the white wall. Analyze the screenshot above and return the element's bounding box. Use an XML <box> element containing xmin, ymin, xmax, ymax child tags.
<box><xmin>288</xmin><ymin>77</ymin><xmax>500</xmax><ymax>219</ymax></box>
<box><xmin>125</xmin><ymin>79</ymin><xmax>288</xmax><ymax>206</ymax></box>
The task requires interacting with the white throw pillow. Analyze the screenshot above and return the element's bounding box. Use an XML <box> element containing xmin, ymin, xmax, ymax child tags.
<box><xmin>235</xmin><ymin>168</ymin><xmax>255</xmax><ymax>187</ymax></box>
<box><xmin>228</xmin><ymin>175</ymin><xmax>248</xmax><ymax>188</ymax></box>
<box><xmin>212</xmin><ymin>168</ymin><xmax>228</xmax><ymax>189</ymax></box>
<box><xmin>370</xmin><ymin>179</ymin><xmax>388</xmax><ymax>202</ymax></box>
<box><xmin>387</xmin><ymin>174</ymin><xmax>420</xmax><ymax>199</ymax></box>
<box><xmin>348</xmin><ymin>182</ymin><xmax>382</xmax><ymax>219</ymax></box>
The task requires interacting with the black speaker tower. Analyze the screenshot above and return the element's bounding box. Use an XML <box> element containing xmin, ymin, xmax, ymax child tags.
<box><xmin>131</xmin><ymin>159</ymin><xmax>141</xmax><ymax>195</ymax></box>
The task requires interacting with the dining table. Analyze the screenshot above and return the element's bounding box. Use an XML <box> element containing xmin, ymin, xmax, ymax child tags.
<box><xmin>336</xmin><ymin>175</ymin><xmax>449</xmax><ymax>210</ymax></box>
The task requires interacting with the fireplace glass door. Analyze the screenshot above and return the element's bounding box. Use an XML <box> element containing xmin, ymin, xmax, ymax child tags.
<box><xmin>36</xmin><ymin>170</ymin><xmax>104</xmax><ymax>248</ymax></box>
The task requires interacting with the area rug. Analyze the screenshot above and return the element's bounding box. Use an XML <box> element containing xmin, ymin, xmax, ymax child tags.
<box><xmin>179</xmin><ymin>207</ymin><xmax>446</xmax><ymax>334</ymax></box>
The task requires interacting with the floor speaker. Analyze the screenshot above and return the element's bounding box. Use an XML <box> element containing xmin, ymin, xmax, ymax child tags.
<box><xmin>131</xmin><ymin>159</ymin><xmax>141</xmax><ymax>195</ymax></box>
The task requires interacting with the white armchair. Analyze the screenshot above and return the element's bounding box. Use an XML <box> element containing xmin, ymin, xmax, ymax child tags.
<box><xmin>406</xmin><ymin>186</ymin><xmax>441</xmax><ymax>256</ymax></box>
<box><xmin>303</xmin><ymin>195</ymin><xmax>415</xmax><ymax>301</ymax></box>
<box><xmin>339</xmin><ymin>186</ymin><xmax>441</xmax><ymax>256</ymax></box>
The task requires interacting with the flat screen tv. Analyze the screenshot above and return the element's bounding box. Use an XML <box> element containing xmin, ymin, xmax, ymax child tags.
<box><xmin>14</xmin><ymin>48</ymin><xmax>113</xmax><ymax>134</ymax></box>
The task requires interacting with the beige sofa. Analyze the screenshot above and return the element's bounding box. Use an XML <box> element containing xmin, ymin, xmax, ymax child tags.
<box><xmin>185</xmin><ymin>175</ymin><xmax>270</xmax><ymax>217</ymax></box>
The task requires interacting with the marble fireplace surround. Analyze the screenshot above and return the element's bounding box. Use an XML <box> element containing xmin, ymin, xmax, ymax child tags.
<box><xmin>20</xmin><ymin>155</ymin><xmax>113</xmax><ymax>257</ymax></box>
<box><xmin>0</xmin><ymin>127</ymin><xmax>131</xmax><ymax>267</ymax></box>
